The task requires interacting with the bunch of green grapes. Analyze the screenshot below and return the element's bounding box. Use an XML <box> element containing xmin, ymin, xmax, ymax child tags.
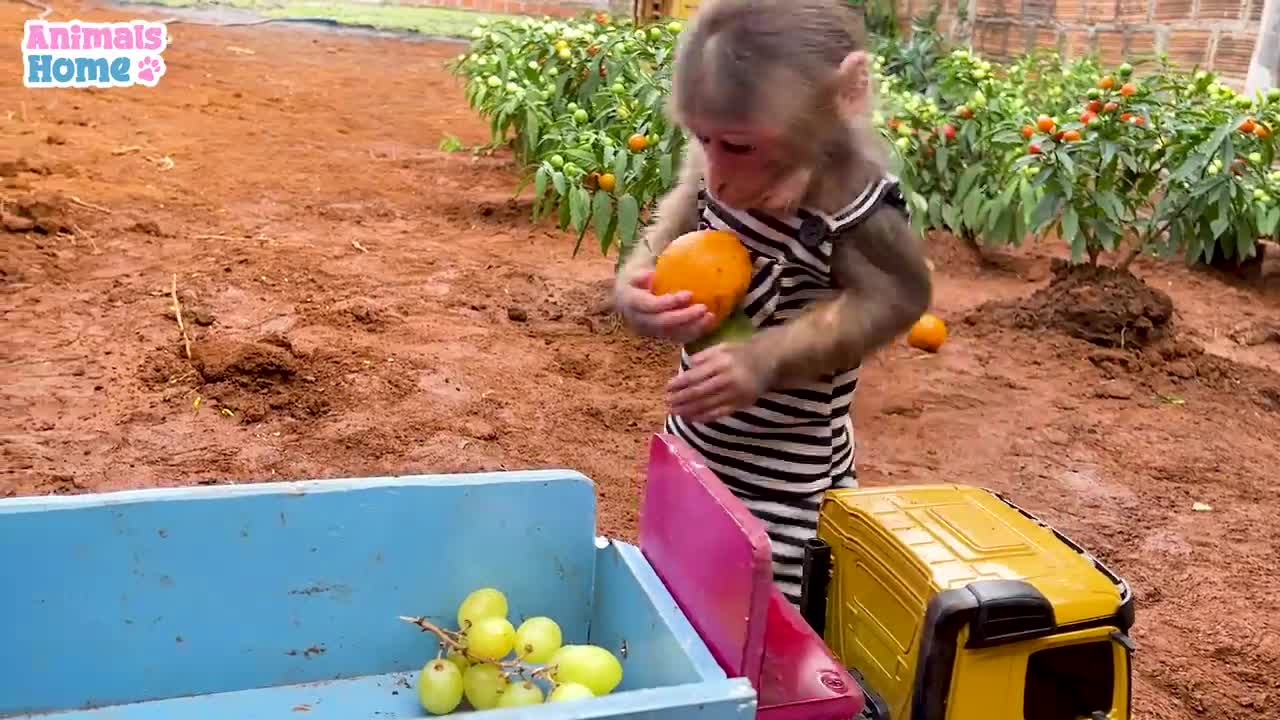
<box><xmin>410</xmin><ymin>587</ymin><xmax>625</xmax><ymax>715</ymax></box>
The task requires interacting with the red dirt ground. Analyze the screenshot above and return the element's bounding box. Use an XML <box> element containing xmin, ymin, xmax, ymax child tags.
<box><xmin>3</xmin><ymin>3</ymin><xmax>1279</xmax><ymax>717</ymax></box>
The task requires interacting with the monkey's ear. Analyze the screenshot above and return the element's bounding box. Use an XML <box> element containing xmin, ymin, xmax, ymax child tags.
<box><xmin>834</xmin><ymin>51</ymin><xmax>871</xmax><ymax>118</ymax></box>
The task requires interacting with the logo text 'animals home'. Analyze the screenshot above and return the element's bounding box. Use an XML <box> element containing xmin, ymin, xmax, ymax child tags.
<box><xmin>23</xmin><ymin>20</ymin><xmax>168</xmax><ymax>89</ymax></box>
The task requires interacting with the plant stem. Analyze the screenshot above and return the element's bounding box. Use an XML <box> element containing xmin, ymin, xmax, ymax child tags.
<box><xmin>398</xmin><ymin>615</ymin><xmax>545</xmax><ymax>679</ymax></box>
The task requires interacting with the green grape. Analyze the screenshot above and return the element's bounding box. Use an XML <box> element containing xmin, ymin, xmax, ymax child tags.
<box><xmin>497</xmin><ymin>679</ymin><xmax>545</xmax><ymax>707</ymax></box>
<box><xmin>467</xmin><ymin>616</ymin><xmax>516</xmax><ymax>659</ymax></box>
<box><xmin>549</xmin><ymin>682</ymin><xmax>595</xmax><ymax>702</ymax></box>
<box><xmin>457</xmin><ymin>587</ymin><xmax>508</xmax><ymax>630</ymax></box>
<box><xmin>463</xmin><ymin>663</ymin><xmax>506</xmax><ymax>710</ymax></box>
<box><xmin>547</xmin><ymin>644</ymin><xmax>623</xmax><ymax>696</ymax></box>
<box><xmin>515</xmin><ymin>616</ymin><xmax>563</xmax><ymax>663</ymax></box>
<box><xmin>446</xmin><ymin>647</ymin><xmax>470</xmax><ymax>673</ymax></box>
<box><xmin>417</xmin><ymin>659</ymin><xmax>464</xmax><ymax>715</ymax></box>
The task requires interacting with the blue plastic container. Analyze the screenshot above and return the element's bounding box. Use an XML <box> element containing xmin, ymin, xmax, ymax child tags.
<box><xmin>0</xmin><ymin>471</ymin><xmax>756</xmax><ymax>719</ymax></box>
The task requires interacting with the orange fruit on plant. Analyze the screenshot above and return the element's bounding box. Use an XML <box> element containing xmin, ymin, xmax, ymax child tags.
<box><xmin>1119</xmin><ymin>82</ymin><xmax>1137</xmax><ymax>96</ymax></box>
<box><xmin>907</xmin><ymin>313</ymin><xmax>947</xmax><ymax>352</ymax></box>
<box><xmin>652</xmin><ymin>229</ymin><xmax>753</xmax><ymax>328</ymax></box>
<box><xmin>1098</xmin><ymin>76</ymin><xmax>1116</xmax><ymax>90</ymax></box>
<box><xmin>598</xmin><ymin>173</ymin><xmax>616</xmax><ymax>192</ymax></box>
<box><xmin>1087</xmin><ymin>100</ymin><xmax>1103</xmax><ymax>113</ymax></box>
<box><xmin>1240</xmin><ymin>118</ymin><xmax>1257</xmax><ymax>134</ymax></box>
<box><xmin>627</xmin><ymin>133</ymin><xmax>649</xmax><ymax>152</ymax></box>
<box><xmin>1103</xmin><ymin>101</ymin><xmax>1119</xmax><ymax>113</ymax></box>
<box><xmin>1037</xmin><ymin>115</ymin><xmax>1055</xmax><ymax>133</ymax></box>
<box><xmin>1021</xmin><ymin>124</ymin><xmax>1035</xmax><ymax>139</ymax></box>
<box><xmin>1064</xmin><ymin>129</ymin><xmax>1082</xmax><ymax>142</ymax></box>
<box><xmin>1257</xmin><ymin>124</ymin><xmax>1272</xmax><ymax>139</ymax></box>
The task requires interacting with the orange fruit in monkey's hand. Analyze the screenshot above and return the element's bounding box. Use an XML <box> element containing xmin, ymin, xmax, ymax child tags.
<box><xmin>652</xmin><ymin>229</ymin><xmax>752</xmax><ymax>331</ymax></box>
<box><xmin>907</xmin><ymin>313</ymin><xmax>947</xmax><ymax>353</ymax></box>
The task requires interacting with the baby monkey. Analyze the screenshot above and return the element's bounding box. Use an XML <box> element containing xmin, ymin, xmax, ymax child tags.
<box><xmin>614</xmin><ymin>0</ymin><xmax>933</xmax><ymax>605</ymax></box>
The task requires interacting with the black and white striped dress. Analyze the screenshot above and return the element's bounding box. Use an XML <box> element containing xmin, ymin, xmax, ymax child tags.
<box><xmin>665</xmin><ymin>175</ymin><xmax>906</xmax><ymax>606</ymax></box>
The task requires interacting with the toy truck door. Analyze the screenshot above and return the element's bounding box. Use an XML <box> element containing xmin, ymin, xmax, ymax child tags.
<box><xmin>936</xmin><ymin>625</ymin><xmax>1133</xmax><ymax>720</ymax></box>
<box><xmin>1018</xmin><ymin>628</ymin><xmax>1133</xmax><ymax>720</ymax></box>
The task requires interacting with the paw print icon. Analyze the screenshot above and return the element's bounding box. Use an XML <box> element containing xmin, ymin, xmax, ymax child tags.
<box><xmin>135</xmin><ymin>55</ymin><xmax>167</xmax><ymax>86</ymax></box>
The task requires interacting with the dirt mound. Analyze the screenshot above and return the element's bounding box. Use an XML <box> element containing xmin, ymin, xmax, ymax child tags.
<box><xmin>968</xmin><ymin>259</ymin><xmax>1175</xmax><ymax>347</ymax></box>
<box><xmin>192</xmin><ymin>337</ymin><xmax>298</xmax><ymax>386</ymax></box>
<box><xmin>2</xmin><ymin>191</ymin><xmax>77</xmax><ymax>234</ymax></box>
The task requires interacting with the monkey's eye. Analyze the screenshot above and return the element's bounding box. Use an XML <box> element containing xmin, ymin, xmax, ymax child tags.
<box><xmin>695</xmin><ymin>135</ymin><xmax>712</xmax><ymax>145</ymax></box>
<box><xmin>720</xmin><ymin>140</ymin><xmax>755</xmax><ymax>155</ymax></box>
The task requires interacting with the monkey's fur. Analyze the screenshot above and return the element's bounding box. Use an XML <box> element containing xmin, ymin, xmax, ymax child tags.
<box><xmin>617</xmin><ymin>0</ymin><xmax>931</xmax><ymax>396</ymax></box>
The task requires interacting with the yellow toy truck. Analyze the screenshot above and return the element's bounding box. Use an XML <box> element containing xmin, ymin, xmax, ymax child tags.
<box><xmin>799</xmin><ymin>484</ymin><xmax>1135</xmax><ymax>720</ymax></box>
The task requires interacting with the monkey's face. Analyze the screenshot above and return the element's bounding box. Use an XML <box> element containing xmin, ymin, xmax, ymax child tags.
<box><xmin>674</xmin><ymin>49</ymin><xmax>872</xmax><ymax>214</ymax></box>
<box><xmin>685</xmin><ymin>121</ymin><xmax>816</xmax><ymax>213</ymax></box>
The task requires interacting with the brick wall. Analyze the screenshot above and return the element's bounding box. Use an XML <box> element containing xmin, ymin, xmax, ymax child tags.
<box><xmin>914</xmin><ymin>0</ymin><xmax>1261</xmax><ymax>80</ymax></box>
<box><xmin>397</xmin><ymin>0</ymin><xmax>609</xmax><ymax>18</ymax></box>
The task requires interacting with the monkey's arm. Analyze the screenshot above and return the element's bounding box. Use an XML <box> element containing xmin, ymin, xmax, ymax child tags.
<box><xmin>614</xmin><ymin>146</ymin><xmax>703</xmax><ymax>284</ymax></box>
<box><xmin>747</xmin><ymin>205</ymin><xmax>932</xmax><ymax>388</ymax></box>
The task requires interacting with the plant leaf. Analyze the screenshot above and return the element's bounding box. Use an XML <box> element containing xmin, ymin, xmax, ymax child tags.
<box><xmin>593</xmin><ymin>191</ymin><xmax>614</xmax><ymax>253</ymax></box>
<box><xmin>617</xmin><ymin>194</ymin><xmax>640</xmax><ymax>254</ymax></box>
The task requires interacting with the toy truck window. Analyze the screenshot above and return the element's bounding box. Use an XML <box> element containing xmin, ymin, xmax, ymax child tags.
<box><xmin>1023</xmin><ymin>640</ymin><xmax>1114</xmax><ymax>720</ymax></box>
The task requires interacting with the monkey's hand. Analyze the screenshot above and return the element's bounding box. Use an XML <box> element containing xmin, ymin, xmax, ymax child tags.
<box><xmin>665</xmin><ymin>343</ymin><xmax>768</xmax><ymax>422</ymax></box>
<box><xmin>616</xmin><ymin>269</ymin><xmax>717</xmax><ymax>343</ymax></box>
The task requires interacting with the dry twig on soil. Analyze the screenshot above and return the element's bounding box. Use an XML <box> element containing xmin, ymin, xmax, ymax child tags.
<box><xmin>170</xmin><ymin>273</ymin><xmax>193</xmax><ymax>361</ymax></box>
<box><xmin>68</xmin><ymin>196</ymin><xmax>111</xmax><ymax>214</ymax></box>
<box><xmin>19</xmin><ymin>0</ymin><xmax>53</xmax><ymax>19</ymax></box>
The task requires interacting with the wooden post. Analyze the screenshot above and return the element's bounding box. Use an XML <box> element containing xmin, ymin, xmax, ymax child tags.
<box><xmin>1247</xmin><ymin>0</ymin><xmax>1280</xmax><ymax>93</ymax></box>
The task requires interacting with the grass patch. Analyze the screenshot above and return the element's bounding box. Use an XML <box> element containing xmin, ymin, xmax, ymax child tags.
<box><xmin>119</xmin><ymin>0</ymin><xmax>519</xmax><ymax>37</ymax></box>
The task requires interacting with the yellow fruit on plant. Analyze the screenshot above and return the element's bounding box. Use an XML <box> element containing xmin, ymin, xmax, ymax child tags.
<box><xmin>651</xmin><ymin>229</ymin><xmax>752</xmax><ymax>329</ymax></box>
<box><xmin>907</xmin><ymin>313</ymin><xmax>947</xmax><ymax>352</ymax></box>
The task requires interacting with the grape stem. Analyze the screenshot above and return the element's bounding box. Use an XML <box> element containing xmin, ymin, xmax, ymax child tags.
<box><xmin>398</xmin><ymin>615</ymin><xmax>556</xmax><ymax>682</ymax></box>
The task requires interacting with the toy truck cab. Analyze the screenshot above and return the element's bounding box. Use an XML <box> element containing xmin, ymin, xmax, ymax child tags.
<box><xmin>807</xmin><ymin>485</ymin><xmax>1135</xmax><ymax>720</ymax></box>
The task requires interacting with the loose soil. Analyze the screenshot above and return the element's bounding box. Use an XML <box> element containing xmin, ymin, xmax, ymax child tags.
<box><xmin>3</xmin><ymin>3</ymin><xmax>1280</xmax><ymax>718</ymax></box>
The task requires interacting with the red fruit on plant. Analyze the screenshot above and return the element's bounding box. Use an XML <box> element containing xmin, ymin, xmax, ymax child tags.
<box><xmin>1240</xmin><ymin>118</ymin><xmax>1257</xmax><ymax>134</ymax></box>
<box><xmin>1080</xmin><ymin>110</ymin><xmax>1097</xmax><ymax>124</ymax></box>
<box><xmin>1120</xmin><ymin>112</ymin><xmax>1132</xmax><ymax>122</ymax></box>
<box><xmin>942</xmin><ymin>123</ymin><xmax>957</xmax><ymax>140</ymax></box>
<box><xmin>1054</xmin><ymin>130</ymin><xmax>1065</xmax><ymax>142</ymax></box>
<box><xmin>1087</xmin><ymin>100</ymin><xmax>1103</xmax><ymax>113</ymax></box>
<box><xmin>1028</xmin><ymin>143</ymin><xmax>1042</xmax><ymax>155</ymax></box>
<box><xmin>956</xmin><ymin>105</ymin><xmax>974</xmax><ymax>119</ymax></box>
<box><xmin>1128</xmin><ymin>115</ymin><xmax>1145</xmax><ymax>126</ymax></box>
<box><xmin>1103</xmin><ymin>101</ymin><xmax>1119</xmax><ymax>113</ymax></box>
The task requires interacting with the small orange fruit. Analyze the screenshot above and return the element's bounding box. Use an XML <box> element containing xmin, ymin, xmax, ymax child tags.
<box><xmin>1119</xmin><ymin>82</ymin><xmax>1137</xmax><ymax>96</ymax></box>
<box><xmin>652</xmin><ymin>229</ymin><xmax>753</xmax><ymax>328</ymax></box>
<box><xmin>598</xmin><ymin>172</ymin><xmax>616</xmax><ymax>192</ymax></box>
<box><xmin>1037</xmin><ymin>114</ymin><xmax>1056</xmax><ymax>133</ymax></box>
<box><xmin>1240</xmin><ymin>118</ymin><xmax>1257</xmax><ymax>134</ymax></box>
<box><xmin>1098</xmin><ymin>76</ymin><xmax>1116</xmax><ymax>90</ymax></box>
<box><xmin>1256</xmin><ymin>124</ymin><xmax>1272</xmax><ymax>139</ymax></box>
<box><xmin>627</xmin><ymin>133</ymin><xmax>649</xmax><ymax>152</ymax></box>
<box><xmin>1063</xmin><ymin>129</ymin><xmax>1082</xmax><ymax>142</ymax></box>
<box><xmin>907</xmin><ymin>313</ymin><xmax>947</xmax><ymax>352</ymax></box>
<box><xmin>1021</xmin><ymin>124</ymin><xmax>1035</xmax><ymax>139</ymax></box>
